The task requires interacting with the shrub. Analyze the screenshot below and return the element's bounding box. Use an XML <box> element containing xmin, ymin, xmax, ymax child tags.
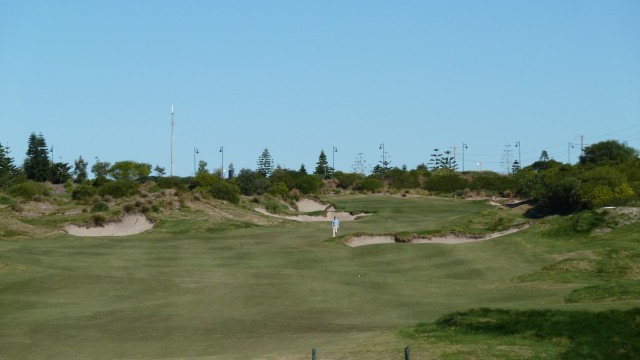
<box><xmin>355</xmin><ymin>178</ymin><xmax>383</xmax><ymax>193</ymax></box>
<box><xmin>425</xmin><ymin>173</ymin><xmax>469</xmax><ymax>194</ymax></box>
<box><xmin>98</xmin><ymin>180</ymin><xmax>139</xmax><ymax>198</ymax></box>
<box><xmin>91</xmin><ymin>201</ymin><xmax>109</xmax><ymax>213</ymax></box>
<box><xmin>334</xmin><ymin>172</ymin><xmax>363</xmax><ymax>189</ymax></box>
<box><xmin>293</xmin><ymin>175</ymin><xmax>322</xmax><ymax>194</ymax></box>
<box><xmin>289</xmin><ymin>189</ymin><xmax>301</xmax><ymax>201</ymax></box>
<box><xmin>263</xmin><ymin>196</ymin><xmax>288</xmax><ymax>214</ymax></box>
<box><xmin>122</xmin><ymin>203</ymin><xmax>135</xmax><ymax>213</ymax></box>
<box><xmin>269</xmin><ymin>181</ymin><xmax>289</xmax><ymax>198</ymax></box>
<box><xmin>8</xmin><ymin>181</ymin><xmax>49</xmax><ymax>200</ymax></box>
<box><xmin>209</xmin><ymin>181</ymin><xmax>240</xmax><ymax>204</ymax></box>
<box><xmin>156</xmin><ymin>176</ymin><xmax>189</xmax><ymax>191</ymax></box>
<box><xmin>71</xmin><ymin>184</ymin><xmax>97</xmax><ymax>201</ymax></box>
<box><xmin>572</xmin><ymin>210</ymin><xmax>607</xmax><ymax>232</ymax></box>
<box><xmin>92</xmin><ymin>213</ymin><xmax>107</xmax><ymax>226</ymax></box>
<box><xmin>10</xmin><ymin>202</ymin><xmax>25</xmax><ymax>212</ymax></box>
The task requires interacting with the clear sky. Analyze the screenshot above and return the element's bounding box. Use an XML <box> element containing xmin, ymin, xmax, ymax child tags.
<box><xmin>2</xmin><ymin>1</ymin><xmax>639</xmax><ymax>176</ymax></box>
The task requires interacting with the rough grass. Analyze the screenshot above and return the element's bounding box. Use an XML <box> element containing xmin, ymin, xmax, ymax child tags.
<box><xmin>401</xmin><ymin>307</ymin><xmax>640</xmax><ymax>359</ymax></box>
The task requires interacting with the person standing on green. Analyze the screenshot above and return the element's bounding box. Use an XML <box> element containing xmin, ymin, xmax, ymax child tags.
<box><xmin>331</xmin><ymin>216</ymin><xmax>340</xmax><ymax>237</ymax></box>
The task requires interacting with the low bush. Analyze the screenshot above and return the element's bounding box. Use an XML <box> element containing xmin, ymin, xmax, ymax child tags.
<box><xmin>8</xmin><ymin>181</ymin><xmax>49</xmax><ymax>200</ymax></box>
<box><xmin>71</xmin><ymin>184</ymin><xmax>97</xmax><ymax>201</ymax></box>
<box><xmin>98</xmin><ymin>180</ymin><xmax>139</xmax><ymax>198</ymax></box>
<box><xmin>355</xmin><ymin>178</ymin><xmax>382</xmax><ymax>193</ymax></box>
<box><xmin>209</xmin><ymin>181</ymin><xmax>240</xmax><ymax>204</ymax></box>
<box><xmin>572</xmin><ymin>210</ymin><xmax>607</xmax><ymax>232</ymax></box>
<box><xmin>91</xmin><ymin>201</ymin><xmax>109</xmax><ymax>213</ymax></box>
<box><xmin>91</xmin><ymin>213</ymin><xmax>107</xmax><ymax>226</ymax></box>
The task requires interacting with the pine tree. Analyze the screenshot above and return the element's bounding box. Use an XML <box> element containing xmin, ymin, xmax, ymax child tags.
<box><xmin>512</xmin><ymin>160</ymin><xmax>521</xmax><ymax>174</ymax></box>
<box><xmin>256</xmin><ymin>148</ymin><xmax>274</xmax><ymax>177</ymax></box>
<box><xmin>314</xmin><ymin>150</ymin><xmax>329</xmax><ymax>174</ymax></box>
<box><xmin>539</xmin><ymin>150</ymin><xmax>550</xmax><ymax>162</ymax></box>
<box><xmin>23</xmin><ymin>132</ymin><xmax>51</xmax><ymax>182</ymax></box>
<box><xmin>0</xmin><ymin>142</ymin><xmax>20</xmax><ymax>187</ymax></box>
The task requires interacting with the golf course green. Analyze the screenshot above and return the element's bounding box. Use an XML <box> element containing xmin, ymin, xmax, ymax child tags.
<box><xmin>1</xmin><ymin>195</ymin><xmax>639</xmax><ymax>359</ymax></box>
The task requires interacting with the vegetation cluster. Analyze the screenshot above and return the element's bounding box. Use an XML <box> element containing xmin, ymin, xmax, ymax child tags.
<box><xmin>3</xmin><ymin>135</ymin><xmax>638</xmax><ymax>217</ymax></box>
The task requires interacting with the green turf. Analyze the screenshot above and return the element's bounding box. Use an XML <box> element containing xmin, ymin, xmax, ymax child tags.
<box><xmin>0</xmin><ymin>195</ymin><xmax>638</xmax><ymax>359</ymax></box>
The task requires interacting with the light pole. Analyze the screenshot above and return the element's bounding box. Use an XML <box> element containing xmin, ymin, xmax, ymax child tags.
<box><xmin>379</xmin><ymin>143</ymin><xmax>386</xmax><ymax>172</ymax></box>
<box><xmin>171</xmin><ymin>105</ymin><xmax>175</xmax><ymax>177</ymax></box>
<box><xmin>332</xmin><ymin>146</ymin><xmax>338</xmax><ymax>174</ymax></box>
<box><xmin>462</xmin><ymin>143</ymin><xmax>468</xmax><ymax>172</ymax></box>
<box><xmin>193</xmin><ymin>147</ymin><xmax>198</xmax><ymax>175</ymax></box>
<box><xmin>219</xmin><ymin>146</ymin><xmax>224</xmax><ymax>177</ymax></box>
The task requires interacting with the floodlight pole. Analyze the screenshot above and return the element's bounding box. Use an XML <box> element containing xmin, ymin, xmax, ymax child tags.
<box><xmin>193</xmin><ymin>147</ymin><xmax>198</xmax><ymax>175</ymax></box>
<box><xmin>219</xmin><ymin>146</ymin><xmax>224</xmax><ymax>177</ymax></box>
<box><xmin>379</xmin><ymin>143</ymin><xmax>386</xmax><ymax>171</ymax></box>
<box><xmin>171</xmin><ymin>105</ymin><xmax>175</xmax><ymax>177</ymax></box>
<box><xmin>332</xmin><ymin>146</ymin><xmax>337</xmax><ymax>174</ymax></box>
<box><xmin>462</xmin><ymin>143</ymin><xmax>468</xmax><ymax>172</ymax></box>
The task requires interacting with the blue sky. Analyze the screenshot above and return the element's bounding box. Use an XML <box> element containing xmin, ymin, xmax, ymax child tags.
<box><xmin>2</xmin><ymin>1</ymin><xmax>639</xmax><ymax>176</ymax></box>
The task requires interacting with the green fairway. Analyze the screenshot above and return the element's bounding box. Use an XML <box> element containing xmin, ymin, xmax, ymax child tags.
<box><xmin>1</xmin><ymin>195</ymin><xmax>638</xmax><ymax>359</ymax></box>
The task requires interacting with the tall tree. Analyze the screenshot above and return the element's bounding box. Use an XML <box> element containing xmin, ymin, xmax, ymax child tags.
<box><xmin>256</xmin><ymin>148</ymin><xmax>274</xmax><ymax>177</ymax></box>
<box><xmin>511</xmin><ymin>160</ymin><xmax>521</xmax><ymax>174</ymax></box>
<box><xmin>428</xmin><ymin>148</ymin><xmax>443</xmax><ymax>170</ymax></box>
<box><xmin>314</xmin><ymin>150</ymin><xmax>329</xmax><ymax>175</ymax></box>
<box><xmin>579</xmin><ymin>140</ymin><xmax>639</xmax><ymax>166</ymax></box>
<box><xmin>109</xmin><ymin>161</ymin><xmax>152</xmax><ymax>182</ymax></box>
<box><xmin>154</xmin><ymin>165</ymin><xmax>166</xmax><ymax>177</ymax></box>
<box><xmin>299</xmin><ymin>164</ymin><xmax>307</xmax><ymax>175</ymax></box>
<box><xmin>539</xmin><ymin>150</ymin><xmax>550</xmax><ymax>162</ymax></box>
<box><xmin>50</xmin><ymin>162</ymin><xmax>72</xmax><ymax>184</ymax></box>
<box><xmin>440</xmin><ymin>150</ymin><xmax>458</xmax><ymax>171</ymax></box>
<box><xmin>73</xmin><ymin>156</ymin><xmax>88</xmax><ymax>183</ymax></box>
<box><xmin>23</xmin><ymin>132</ymin><xmax>51</xmax><ymax>182</ymax></box>
<box><xmin>0</xmin><ymin>143</ymin><xmax>20</xmax><ymax>187</ymax></box>
<box><xmin>91</xmin><ymin>159</ymin><xmax>111</xmax><ymax>179</ymax></box>
<box><xmin>197</xmin><ymin>160</ymin><xmax>208</xmax><ymax>175</ymax></box>
<box><xmin>351</xmin><ymin>153</ymin><xmax>370</xmax><ymax>175</ymax></box>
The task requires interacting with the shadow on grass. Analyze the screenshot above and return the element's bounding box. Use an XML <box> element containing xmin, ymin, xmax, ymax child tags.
<box><xmin>403</xmin><ymin>307</ymin><xmax>640</xmax><ymax>359</ymax></box>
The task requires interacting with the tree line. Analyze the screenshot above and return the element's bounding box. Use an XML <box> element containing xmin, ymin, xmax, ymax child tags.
<box><xmin>1</xmin><ymin>133</ymin><xmax>638</xmax><ymax>214</ymax></box>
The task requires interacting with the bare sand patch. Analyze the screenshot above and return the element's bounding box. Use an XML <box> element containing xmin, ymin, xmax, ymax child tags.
<box><xmin>296</xmin><ymin>198</ymin><xmax>331</xmax><ymax>212</ymax></box>
<box><xmin>346</xmin><ymin>224</ymin><xmax>530</xmax><ymax>247</ymax></box>
<box><xmin>66</xmin><ymin>214</ymin><xmax>154</xmax><ymax>237</ymax></box>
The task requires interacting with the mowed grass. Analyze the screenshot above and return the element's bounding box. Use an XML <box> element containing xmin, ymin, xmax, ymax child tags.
<box><xmin>0</xmin><ymin>195</ymin><xmax>638</xmax><ymax>359</ymax></box>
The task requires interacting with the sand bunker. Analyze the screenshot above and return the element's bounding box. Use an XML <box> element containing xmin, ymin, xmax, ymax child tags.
<box><xmin>254</xmin><ymin>198</ymin><xmax>363</xmax><ymax>222</ymax></box>
<box><xmin>296</xmin><ymin>198</ymin><xmax>331</xmax><ymax>212</ymax></box>
<box><xmin>66</xmin><ymin>214</ymin><xmax>154</xmax><ymax>237</ymax></box>
<box><xmin>346</xmin><ymin>225</ymin><xmax>530</xmax><ymax>247</ymax></box>
<box><xmin>254</xmin><ymin>207</ymin><xmax>360</xmax><ymax>222</ymax></box>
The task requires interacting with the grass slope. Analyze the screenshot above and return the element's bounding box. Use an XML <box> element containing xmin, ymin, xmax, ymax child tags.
<box><xmin>0</xmin><ymin>195</ymin><xmax>638</xmax><ymax>359</ymax></box>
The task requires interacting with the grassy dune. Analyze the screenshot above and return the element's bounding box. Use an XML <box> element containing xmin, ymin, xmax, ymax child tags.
<box><xmin>0</xmin><ymin>195</ymin><xmax>638</xmax><ymax>359</ymax></box>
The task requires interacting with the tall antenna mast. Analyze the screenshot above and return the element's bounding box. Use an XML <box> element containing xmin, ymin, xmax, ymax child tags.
<box><xmin>171</xmin><ymin>105</ymin><xmax>175</xmax><ymax>177</ymax></box>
